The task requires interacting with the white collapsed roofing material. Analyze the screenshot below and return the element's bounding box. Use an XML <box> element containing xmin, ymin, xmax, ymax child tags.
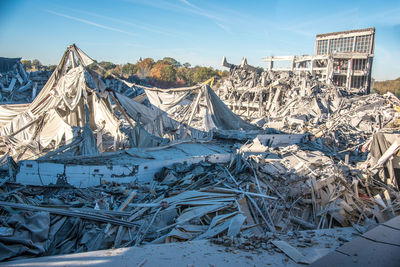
<box><xmin>0</xmin><ymin>45</ymin><xmax>260</xmax><ymax>162</ymax></box>
<box><xmin>145</xmin><ymin>84</ymin><xmax>260</xmax><ymax>132</ymax></box>
<box><xmin>0</xmin><ymin>45</ymin><xmax>122</xmax><ymax>161</ymax></box>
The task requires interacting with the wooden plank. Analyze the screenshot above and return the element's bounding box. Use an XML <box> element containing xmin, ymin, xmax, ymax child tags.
<box><xmin>237</xmin><ymin>198</ymin><xmax>262</xmax><ymax>235</ymax></box>
<box><xmin>272</xmin><ymin>240</ymin><xmax>311</xmax><ymax>264</ymax></box>
<box><xmin>0</xmin><ymin>201</ymin><xmax>138</xmax><ymax>227</ymax></box>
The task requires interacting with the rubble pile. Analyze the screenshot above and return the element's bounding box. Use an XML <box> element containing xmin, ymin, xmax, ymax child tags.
<box><xmin>105</xmin><ymin>78</ymin><xmax>143</xmax><ymax>98</ymax></box>
<box><xmin>210</xmin><ymin>227</ymin><xmax>357</xmax><ymax>261</ymax></box>
<box><xmin>218</xmin><ymin>62</ymin><xmax>399</xmax><ymax>157</ymax></box>
<box><xmin>217</xmin><ymin>63</ymin><xmax>338</xmax><ymax>121</ymax></box>
<box><xmin>1</xmin><ymin>46</ymin><xmax>400</xmax><ymax>264</ymax></box>
<box><xmin>0</xmin><ymin>58</ymin><xmax>38</xmax><ymax>104</ymax></box>
<box><xmin>28</xmin><ymin>70</ymin><xmax>52</xmax><ymax>96</ymax></box>
<box><xmin>0</xmin><ymin>138</ymin><xmax>398</xmax><ymax>261</ymax></box>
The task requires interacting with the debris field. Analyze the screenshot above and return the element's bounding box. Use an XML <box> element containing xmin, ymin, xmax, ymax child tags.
<box><xmin>0</xmin><ymin>44</ymin><xmax>399</xmax><ymax>265</ymax></box>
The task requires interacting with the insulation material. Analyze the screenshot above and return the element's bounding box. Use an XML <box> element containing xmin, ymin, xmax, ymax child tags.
<box><xmin>144</xmin><ymin>85</ymin><xmax>260</xmax><ymax>134</ymax></box>
<box><xmin>115</xmin><ymin>92</ymin><xmax>177</xmax><ymax>138</ymax></box>
<box><xmin>0</xmin><ymin>104</ymin><xmax>29</xmax><ymax>126</ymax></box>
<box><xmin>145</xmin><ymin>89</ymin><xmax>191</xmax><ymax>111</ymax></box>
<box><xmin>203</xmin><ymin>85</ymin><xmax>259</xmax><ymax>131</ymax></box>
<box><xmin>57</xmin><ymin>66</ymin><xmax>85</xmax><ymax>111</ymax></box>
<box><xmin>38</xmin><ymin>110</ymin><xmax>73</xmax><ymax>148</ymax></box>
<box><xmin>0</xmin><ymin>45</ymin><xmax>122</xmax><ymax>161</ymax></box>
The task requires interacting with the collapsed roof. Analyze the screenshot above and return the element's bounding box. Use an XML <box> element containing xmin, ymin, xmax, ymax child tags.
<box><xmin>145</xmin><ymin>84</ymin><xmax>260</xmax><ymax>133</ymax></box>
<box><xmin>0</xmin><ymin>45</ymin><xmax>260</xmax><ymax>162</ymax></box>
<box><xmin>0</xmin><ymin>45</ymin><xmax>123</xmax><ymax>161</ymax></box>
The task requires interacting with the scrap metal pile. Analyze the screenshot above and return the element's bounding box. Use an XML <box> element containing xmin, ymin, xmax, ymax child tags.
<box><xmin>0</xmin><ymin>47</ymin><xmax>400</xmax><ymax>263</ymax></box>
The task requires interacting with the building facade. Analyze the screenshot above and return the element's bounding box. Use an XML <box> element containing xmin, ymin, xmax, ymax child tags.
<box><xmin>263</xmin><ymin>28</ymin><xmax>375</xmax><ymax>94</ymax></box>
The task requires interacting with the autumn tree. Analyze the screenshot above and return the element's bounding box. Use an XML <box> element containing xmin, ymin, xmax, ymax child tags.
<box><xmin>136</xmin><ymin>58</ymin><xmax>154</xmax><ymax>79</ymax></box>
<box><xmin>105</xmin><ymin>65</ymin><xmax>123</xmax><ymax>78</ymax></box>
<box><xmin>150</xmin><ymin>60</ymin><xmax>177</xmax><ymax>83</ymax></box>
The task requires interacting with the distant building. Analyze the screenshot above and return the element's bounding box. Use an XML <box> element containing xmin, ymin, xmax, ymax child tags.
<box><xmin>263</xmin><ymin>28</ymin><xmax>375</xmax><ymax>94</ymax></box>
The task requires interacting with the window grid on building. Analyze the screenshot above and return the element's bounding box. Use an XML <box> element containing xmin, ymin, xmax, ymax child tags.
<box><xmin>353</xmin><ymin>59</ymin><xmax>367</xmax><ymax>71</ymax></box>
<box><xmin>333</xmin><ymin>75</ymin><xmax>347</xmax><ymax>87</ymax></box>
<box><xmin>328</xmin><ymin>37</ymin><xmax>354</xmax><ymax>53</ymax></box>
<box><xmin>316</xmin><ymin>39</ymin><xmax>328</xmax><ymax>55</ymax></box>
<box><xmin>351</xmin><ymin>75</ymin><xmax>366</xmax><ymax>88</ymax></box>
<box><xmin>355</xmin><ymin>35</ymin><xmax>371</xmax><ymax>53</ymax></box>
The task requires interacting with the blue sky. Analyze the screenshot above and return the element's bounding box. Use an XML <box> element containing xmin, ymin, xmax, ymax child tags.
<box><xmin>0</xmin><ymin>0</ymin><xmax>399</xmax><ymax>80</ymax></box>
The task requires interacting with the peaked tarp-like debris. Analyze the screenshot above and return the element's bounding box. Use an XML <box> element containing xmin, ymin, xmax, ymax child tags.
<box><xmin>0</xmin><ymin>45</ymin><xmax>122</xmax><ymax>161</ymax></box>
<box><xmin>203</xmin><ymin>85</ymin><xmax>259</xmax><ymax>131</ymax></box>
<box><xmin>0</xmin><ymin>45</ymin><xmax>218</xmax><ymax>161</ymax></box>
<box><xmin>145</xmin><ymin>84</ymin><xmax>260</xmax><ymax>133</ymax></box>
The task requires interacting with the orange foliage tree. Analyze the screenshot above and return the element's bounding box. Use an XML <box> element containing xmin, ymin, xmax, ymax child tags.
<box><xmin>150</xmin><ymin>61</ymin><xmax>177</xmax><ymax>83</ymax></box>
<box><xmin>136</xmin><ymin>58</ymin><xmax>154</xmax><ymax>79</ymax></box>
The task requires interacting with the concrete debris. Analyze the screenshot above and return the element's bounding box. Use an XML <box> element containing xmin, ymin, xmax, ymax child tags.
<box><xmin>0</xmin><ymin>138</ymin><xmax>398</xmax><ymax>262</ymax></box>
<box><xmin>0</xmin><ymin>57</ymin><xmax>49</xmax><ymax>104</ymax></box>
<box><xmin>0</xmin><ymin>43</ymin><xmax>400</xmax><ymax>265</ymax></box>
<box><xmin>218</xmin><ymin>59</ymin><xmax>399</xmax><ymax>160</ymax></box>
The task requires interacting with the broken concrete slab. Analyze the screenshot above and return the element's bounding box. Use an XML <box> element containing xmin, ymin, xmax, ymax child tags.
<box><xmin>16</xmin><ymin>142</ymin><xmax>233</xmax><ymax>186</ymax></box>
<box><xmin>311</xmin><ymin>215</ymin><xmax>400</xmax><ymax>267</ymax></box>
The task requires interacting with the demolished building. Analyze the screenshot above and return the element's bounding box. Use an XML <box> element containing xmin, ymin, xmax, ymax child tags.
<box><xmin>1</xmin><ymin>41</ymin><xmax>400</xmax><ymax>266</ymax></box>
<box><xmin>263</xmin><ymin>27</ymin><xmax>375</xmax><ymax>94</ymax></box>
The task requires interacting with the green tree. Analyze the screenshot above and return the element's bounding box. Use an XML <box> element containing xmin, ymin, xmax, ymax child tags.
<box><xmin>98</xmin><ymin>61</ymin><xmax>116</xmax><ymax>70</ymax></box>
<box><xmin>162</xmin><ymin>57</ymin><xmax>181</xmax><ymax>68</ymax></box>
<box><xmin>21</xmin><ymin>60</ymin><xmax>32</xmax><ymax>70</ymax></box>
<box><xmin>192</xmin><ymin>66</ymin><xmax>218</xmax><ymax>84</ymax></box>
<box><xmin>121</xmin><ymin>63</ymin><xmax>138</xmax><ymax>77</ymax></box>
<box><xmin>176</xmin><ymin>67</ymin><xmax>189</xmax><ymax>84</ymax></box>
<box><xmin>183</xmin><ymin>62</ymin><xmax>191</xmax><ymax>68</ymax></box>
<box><xmin>32</xmin><ymin>59</ymin><xmax>41</xmax><ymax>69</ymax></box>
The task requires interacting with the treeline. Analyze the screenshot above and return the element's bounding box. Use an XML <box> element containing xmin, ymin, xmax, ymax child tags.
<box><xmin>21</xmin><ymin>59</ymin><xmax>57</xmax><ymax>72</ymax></box>
<box><xmin>373</xmin><ymin>77</ymin><xmax>400</xmax><ymax>97</ymax></box>
<box><xmin>21</xmin><ymin>57</ymin><xmax>229</xmax><ymax>87</ymax></box>
<box><xmin>88</xmin><ymin>57</ymin><xmax>229</xmax><ymax>87</ymax></box>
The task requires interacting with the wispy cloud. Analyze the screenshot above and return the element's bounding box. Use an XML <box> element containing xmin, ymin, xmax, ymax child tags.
<box><xmin>58</xmin><ymin>6</ymin><xmax>179</xmax><ymax>38</ymax></box>
<box><xmin>175</xmin><ymin>0</ymin><xmax>232</xmax><ymax>32</ymax></box>
<box><xmin>215</xmin><ymin>22</ymin><xmax>232</xmax><ymax>34</ymax></box>
<box><xmin>358</xmin><ymin>7</ymin><xmax>400</xmax><ymax>25</ymax></box>
<box><xmin>178</xmin><ymin>0</ymin><xmax>196</xmax><ymax>9</ymax></box>
<box><xmin>281</xmin><ymin>8</ymin><xmax>360</xmax><ymax>37</ymax></box>
<box><xmin>125</xmin><ymin>0</ymin><xmax>232</xmax><ymax>33</ymax></box>
<box><xmin>44</xmin><ymin>9</ymin><xmax>137</xmax><ymax>37</ymax></box>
